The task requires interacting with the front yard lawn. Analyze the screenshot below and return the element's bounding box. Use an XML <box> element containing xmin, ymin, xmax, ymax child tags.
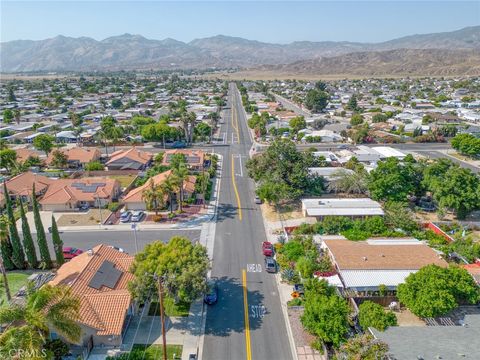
<box><xmin>148</xmin><ymin>297</ymin><xmax>191</xmax><ymax>317</ymax></box>
<box><xmin>1</xmin><ymin>271</ymin><xmax>33</xmax><ymax>307</ymax></box>
<box><xmin>131</xmin><ymin>344</ymin><xmax>183</xmax><ymax>360</ymax></box>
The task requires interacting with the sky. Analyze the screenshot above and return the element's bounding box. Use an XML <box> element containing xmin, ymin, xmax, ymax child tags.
<box><xmin>1</xmin><ymin>1</ymin><xmax>479</xmax><ymax>44</ymax></box>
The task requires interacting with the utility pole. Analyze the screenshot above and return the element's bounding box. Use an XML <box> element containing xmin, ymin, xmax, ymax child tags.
<box><xmin>155</xmin><ymin>274</ymin><xmax>168</xmax><ymax>360</ymax></box>
<box><xmin>0</xmin><ymin>256</ymin><xmax>11</xmax><ymax>302</ymax></box>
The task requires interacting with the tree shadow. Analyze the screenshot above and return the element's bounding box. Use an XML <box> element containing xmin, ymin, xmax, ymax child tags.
<box><xmin>215</xmin><ymin>203</ymin><xmax>238</xmax><ymax>222</ymax></box>
<box><xmin>203</xmin><ymin>275</ymin><xmax>265</xmax><ymax>337</ymax></box>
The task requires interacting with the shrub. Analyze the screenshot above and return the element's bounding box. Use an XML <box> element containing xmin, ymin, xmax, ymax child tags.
<box><xmin>152</xmin><ymin>214</ymin><xmax>162</xmax><ymax>222</ymax></box>
<box><xmin>279</xmin><ymin>240</ymin><xmax>305</xmax><ymax>262</ymax></box>
<box><xmin>108</xmin><ymin>202</ymin><xmax>121</xmax><ymax>212</ymax></box>
<box><xmin>358</xmin><ymin>301</ymin><xmax>397</xmax><ymax>331</ymax></box>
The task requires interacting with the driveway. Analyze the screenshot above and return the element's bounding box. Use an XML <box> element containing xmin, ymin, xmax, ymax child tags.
<box><xmin>16</xmin><ymin>210</ymin><xmax>58</xmax><ymax>233</ymax></box>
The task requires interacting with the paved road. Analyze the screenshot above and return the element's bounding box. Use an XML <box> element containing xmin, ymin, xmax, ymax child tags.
<box><xmin>202</xmin><ymin>84</ymin><xmax>292</xmax><ymax>360</ymax></box>
<box><xmin>33</xmin><ymin>229</ymin><xmax>201</xmax><ymax>256</ymax></box>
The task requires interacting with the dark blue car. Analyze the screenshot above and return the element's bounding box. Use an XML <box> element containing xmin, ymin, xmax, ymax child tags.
<box><xmin>204</xmin><ymin>279</ymin><xmax>218</xmax><ymax>305</ymax></box>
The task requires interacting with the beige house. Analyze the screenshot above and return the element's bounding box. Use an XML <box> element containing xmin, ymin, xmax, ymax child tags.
<box><xmin>39</xmin><ymin>178</ymin><xmax>120</xmax><ymax>211</ymax></box>
<box><xmin>123</xmin><ymin>170</ymin><xmax>196</xmax><ymax>210</ymax></box>
<box><xmin>49</xmin><ymin>244</ymin><xmax>135</xmax><ymax>347</ymax></box>
<box><xmin>46</xmin><ymin>147</ymin><xmax>101</xmax><ymax>169</ymax></box>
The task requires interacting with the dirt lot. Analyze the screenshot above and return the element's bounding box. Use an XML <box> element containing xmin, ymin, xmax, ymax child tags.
<box><xmin>394</xmin><ymin>308</ymin><xmax>425</xmax><ymax>327</ymax></box>
<box><xmin>108</xmin><ymin>174</ymin><xmax>137</xmax><ymax>189</ymax></box>
<box><xmin>57</xmin><ymin>209</ymin><xmax>112</xmax><ymax>227</ymax></box>
<box><xmin>261</xmin><ymin>201</ymin><xmax>304</xmax><ymax>222</ymax></box>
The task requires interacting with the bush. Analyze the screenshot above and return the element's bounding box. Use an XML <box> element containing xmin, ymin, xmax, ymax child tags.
<box><xmin>108</xmin><ymin>202</ymin><xmax>121</xmax><ymax>212</ymax></box>
<box><xmin>342</xmin><ymin>228</ymin><xmax>370</xmax><ymax>241</ymax></box>
<box><xmin>279</xmin><ymin>240</ymin><xmax>305</xmax><ymax>262</ymax></box>
<box><xmin>322</xmin><ymin>216</ymin><xmax>353</xmax><ymax>234</ymax></box>
<box><xmin>84</xmin><ymin>160</ymin><xmax>104</xmax><ymax>171</ymax></box>
<box><xmin>152</xmin><ymin>214</ymin><xmax>162</xmax><ymax>222</ymax></box>
<box><xmin>358</xmin><ymin>301</ymin><xmax>397</xmax><ymax>331</ymax></box>
<box><xmin>288</xmin><ymin>297</ymin><xmax>304</xmax><ymax>307</ymax></box>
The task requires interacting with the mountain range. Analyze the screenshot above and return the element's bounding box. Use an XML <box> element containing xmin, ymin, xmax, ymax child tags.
<box><xmin>1</xmin><ymin>26</ymin><xmax>479</xmax><ymax>75</ymax></box>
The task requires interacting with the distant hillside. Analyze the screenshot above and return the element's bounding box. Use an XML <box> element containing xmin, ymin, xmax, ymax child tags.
<box><xmin>253</xmin><ymin>49</ymin><xmax>480</xmax><ymax>77</ymax></box>
<box><xmin>1</xmin><ymin>26</ymin><xmax>480</xmax><ymax>72</ymax></box>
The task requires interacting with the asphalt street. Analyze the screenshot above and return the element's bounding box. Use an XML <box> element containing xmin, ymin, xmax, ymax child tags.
<box><xmin>34</xmin><ymin>229</ymin><xmax>201</xmax><ymax>256</ymax></box>
<box><xmin>202</xmin><ymin>84</ymin><xmax>292</xmax><ymax>360</ymax></box>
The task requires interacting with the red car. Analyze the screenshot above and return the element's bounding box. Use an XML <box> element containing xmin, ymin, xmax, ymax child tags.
<box><xmin>62</xmin><ymin>247</ymin><xmax>84</xmax><ymax>260</ymax></box>
<box><xmin>262</xmin><ymin>241</ymin><xmax>274</xmax><ymax>257</ymax></box>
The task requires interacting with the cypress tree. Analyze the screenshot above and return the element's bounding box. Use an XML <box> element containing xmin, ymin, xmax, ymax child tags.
<box><xmin>0</xmin><ymin>215</ymin><xmax>14</xmax><ymax>271</ymax></box>
<box><xmin>18</xmin><ymin>198</ymin><xmax>38</xmax><ymax>268</ymax></box>
<box><xmin>51</xmin><ymin>216</ymin><xmax>64</xmax><ymax>267</ymax></box>
<box><xmin>3</xmin><ymin>182</ymin><xmax>24</xmax><ymax>269</ymax></box>
<box><xmin>32</xmin><ymin>184</ymin><xmax>51</xmax><ymax>269</ymax></box>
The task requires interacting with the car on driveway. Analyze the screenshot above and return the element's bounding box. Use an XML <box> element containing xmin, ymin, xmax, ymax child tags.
<box><xmin>265</xmin><ymin>257</ymin><xmax>277</xmax><ymax>273</ymax></box>
<box><xmin>63</xmin><ymin>247</ymin><xmax>83</xmax><ymax>260</ymax></box>
<box><xmin>204</xmin><ymin>279</ymin><xmax>218</xmax><ymax>305</ymax></box>
<box><xmin>131</xmin><ymin>211</ymin><xmax>145</xmax><ymax>222</ymax></box>
<box><xmin>120</xmin><ymin>211</ymin><xmax>132</xmax><ymax>223</ymax></box>
<box><xmin>262</xmin><ymin>241</ymin><xmax>274</xmax><ymax>257</ymax></box>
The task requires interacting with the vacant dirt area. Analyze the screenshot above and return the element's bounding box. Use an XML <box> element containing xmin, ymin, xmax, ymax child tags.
<box><xmin>261</xmin><ymin>201</ymin><xmax>304</xmax><ymax>222</ymax></box>
<box><xmin>57</xmin><ymin>209</ymin><xmax>112</xmax><ymax>227</ymax></box>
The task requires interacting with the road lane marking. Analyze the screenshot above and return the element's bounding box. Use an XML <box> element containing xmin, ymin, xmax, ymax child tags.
<box><xmin>242</xmin><ymin>269</ymin><xmax>252</xmax><ymax>360</ymax></box>
<box><xmin>231</xmin><ymin>154</ymin><xmax>243</xmax><ymax>221</ymax></box>
<box><xmin>232</xmin><ymin>91</ymin><xmax>241</xmax><ymax>141</ymax></box>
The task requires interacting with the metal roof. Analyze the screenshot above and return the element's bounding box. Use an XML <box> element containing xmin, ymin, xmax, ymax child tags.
<box><xmin>339</xmin><ymin>269</ymin><xmax>417</xmax><ymax>290</ymax></box>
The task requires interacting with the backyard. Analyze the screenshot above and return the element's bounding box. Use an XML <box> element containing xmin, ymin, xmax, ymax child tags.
<box><xmin>0</xmin><ymin>271</ymin><xmax>33</xmax><ymax>306</ymax></box>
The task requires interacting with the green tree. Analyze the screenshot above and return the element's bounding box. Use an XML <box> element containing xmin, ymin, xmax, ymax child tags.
<box><xmin>111</xmin><ymin>98</ymin><xmax>123</xmax><ymax>109</ymax></box>
<box><xmin>128</xmin><ymin>237</ymin><xmax>209</xmax><ymax>303</ymax></box>
<box><xmin>0</xmin><ymin>149</ymin><xmax>18</xmax><ymax>173</ymax></box>
<box><xmin>50</xmin><ymin>150</ymin><xmax>68</xmax><ymax>169</ymax></box>
<box><xmin>50</xmin><ymin>216</ymin><xmax>64</xmax><ymax>267</ymax></box>
<box><xmin>301</xmin><ymin>289</ymin><xmax>350</xmax><ymax>348</ymax></box>
<box><xmin>304</xmin><ymin>89</ymin><xmax>329</xmax><ymax>113</ymax></box>
<box><xmin>7</xmin><ymin>88</ymin><xmax>16</xmax><ymax>102</ymax></box>
<box><xmin>194</xmin><ymin>122</ymin><xmax>212</xmax><ymax>141</ymax></box>
<box><xmin>2</xmin><ymin>109</ymin><xmax>14</xmax><ymax>123</ymax></box>
<box><xmin>84</xmin><ymin>161</ymin><xmax>104</xmax><ymax>171</ymax></box>
<box><xmin>383</xmin><ymin>201</ymin><xmax>418</xmax><ymax>233</ymax></box>
<box><xmin>172</xmin><ymin>163</ymin><xmax>189</xmax><ymax>212</ymax></box>
<box><xmin>358</xmin><ymin>301</ymin><xmax>397</xmax><ymax>331</ymax></box>
<box><xmin>451</xmin><ymin>133</ymin><xmax>480</xmax><ymax>158</ymax></box>
<box><xmin>346</xmin><ymin>94</ymin><xmax>360</xmax><ymax>112</ymax></box>
<box><xmin>142</xmin><ymin>179</ymin><xmax>166</xmax><ymax>216</ymax></box>
<box><xmin>33</xmin><ymin>134</ymin><xmax>55</xmax><ymax>155</ymax></box>
<box><xmin>327</xmin><ymin>169</ymin><xmax>368</xmax><ymax>194</ymax></box>
<box><xmin>256</xmin><ymin>181</ymin><xmax>291</xmax><ymax>205</ymax></box>
<box><xmin>18</xmin><ymin>198</ymin><xmax>38</xmax><ymax>268</ymax></box>
<box><xmin>338</xmin><ymin>334</ymin><xmax>389</xmax><ymax>360</ymax></box>
<box><xmin>32</xmin><ymin>185</ymin><xmax>51</xmax><ymax>269</ymax></box>
<box><xmin>431</xmin><ymin>167</ymin><xmax>480</xmax><ymax>219</ymax></box>
<box><xmin>350</xmin><ymin>113</ymin><xmax>364</xmax><ymax>126</ymax></box>
<box><xmin>289</xmin><ymin>116</ymin><xmax>307</xmax><ymax>134</ymax></box>
<box><xmin>368</xmin><ymin>158</ymin><xmax>416</xmax><ymax>202</ymax></box>
<box><xmin>397</xmin><ymin>265</ymin><xmax>480</xmax><ymax>318</ymax></box>
<box><xmin>372</xmin><ymin>113</ymin><xmax>388</xmax><ymax>123</ymax></box>
<box><xmin>109</xmin><ymin>126</ymin><xmax>124</xmax><ymax>152</ymax></box>
<box><xmin>4</xmin><ymin>182</ymin><xmax>24</xmax><ymax>269</ymax></box>
<box><xmin>0</xmin><ymin>284</ymin><xmax>81</xmax><ymax>358</ymax></box>
<box><xmin>0</xmin><ymin>215</ymin><xmax>15</xmax><ymax>270</ymax></box>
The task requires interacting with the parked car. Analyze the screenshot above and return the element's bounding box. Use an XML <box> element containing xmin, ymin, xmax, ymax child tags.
<box><xmin>262</xmin><ymin>241</ymin><xmax>274</xmax><ymax>257</ymax></box>
<box><xmin>254</xmin><ymin>196</ymin><xmax>262</xmax><ymax>204</ymax></box>
<box><xmin>120</xmin><ymin>211</ymin><xmax>132</xmax><ymax>223</ymax></box>
<box><xmin>131</xmin><ymin>211</ymin><xmax>145</xmax><ymax>222</ymax></box>
<box><xmin>265</xmin><ymin>257</ymin><xmax>277</xmax><ymax>273</ymax></box>
<box><xmin>204</xmin><ymin>279</ymin><xmax>218</xmax><ymax>305</ymax></box>
<box><xmin>108</xmin><ymin>246</ymin><xmax>126</xmax><ymax>253</ymax></box>
<box><xmin>171</xmin><ymin>141</ymin><xmax>186</xmax><ymax>149</ymax></box>
<box><xmin>62</xmin><ymin>247</ymin><xmax>83</xmax><ymax>260</ymax></box>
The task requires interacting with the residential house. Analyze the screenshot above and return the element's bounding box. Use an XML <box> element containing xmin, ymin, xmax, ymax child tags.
<box><xmin>46</xmin><ymin>147</ymin><xmax>101</xmax><ymax>169</ymax></box>
<box><xmin>371</xmin><ymin>314</ymin><xmax>480</xmax><ymax>360</ymax></box>
<box><xmin>162</xmin><ymin>149</ymin><xmax>205</xmax><ymax>171</ymax></box>
<box><xmin>123</xmin><ymin>170</ymin><xmax>196</xmax><ymax>210</ymax></box>
<box><xmin>322</xmin><ymin>238</ymin><xmax>448</xmax><ymax>293</ymax></box>
<box><xmin>49</xmin><ymin>244</ymin><xmax>136</xmax><ymax>347</ymax></box>
<box><xmin>301</xmin><ymin>198</ymin><xmax>384</xmax><ymax>219</ymax></box>
<box><xmin>106</xmin><ymin>148</ymin><xmax>153</xmax><ymax>171</ymax></box>
<box><xmin>2</xmin><ymin>171</ymin><xmax>53</xmax><ymax>203</ymax></box>
<box><xmin>15</xmin><ymin>148</ymin><xmax>41</xmax><ymax>163</ymax></box>
<box><xmin>40</xmin><ymin>178</ymin><xmax>120</xmax><ymax>211</ymax></box>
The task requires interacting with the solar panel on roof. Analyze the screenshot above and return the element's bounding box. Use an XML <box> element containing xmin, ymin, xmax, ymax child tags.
<box><xmin>88</xmin><ymin>260</ymin><xmax>123</xmax><ymax>290</ymax></box>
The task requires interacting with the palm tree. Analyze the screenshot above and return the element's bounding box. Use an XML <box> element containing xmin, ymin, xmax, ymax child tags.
<box><xmin>0</xmin><ymin>284</ymin><xmax>81</xmax><ymax>358</ymax></box>
<box><xmin>161</xmin><ymin>176</ymin><xmax>177</xmax><ymax>214</ymax></box>
<box><xmin>180</xmin><ymin>112</ymin><xmax>197</xmax><ymax>145</ymax></box>
<box><xmin>109</xmin><ymin>126</ymin><xmax>124</xmax><ymax>152</ymax></box>
<box><xmin>172</xmin><ymin>164</ymin><xmax>189</xmax><ymax>212</ymax></box>
<box><xmin>142</xmin><ymin>179</ymin><xmax>165</xmax><ymax>216</ymax></box>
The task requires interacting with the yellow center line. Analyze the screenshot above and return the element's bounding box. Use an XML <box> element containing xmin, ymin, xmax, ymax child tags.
<box><xmin>231</xmin><ymin>92</ymin><xmax>240</xmax><ymax>141</ymax></box>
<box><xmin>242</xmin><ymin>269</ymin><xmax>252</xmax><ymax>360</ymax></box>
<box><xmin>231</xmin><ymin>154</ymin><xmax>243</xmax><ymax>221</ymax></box>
